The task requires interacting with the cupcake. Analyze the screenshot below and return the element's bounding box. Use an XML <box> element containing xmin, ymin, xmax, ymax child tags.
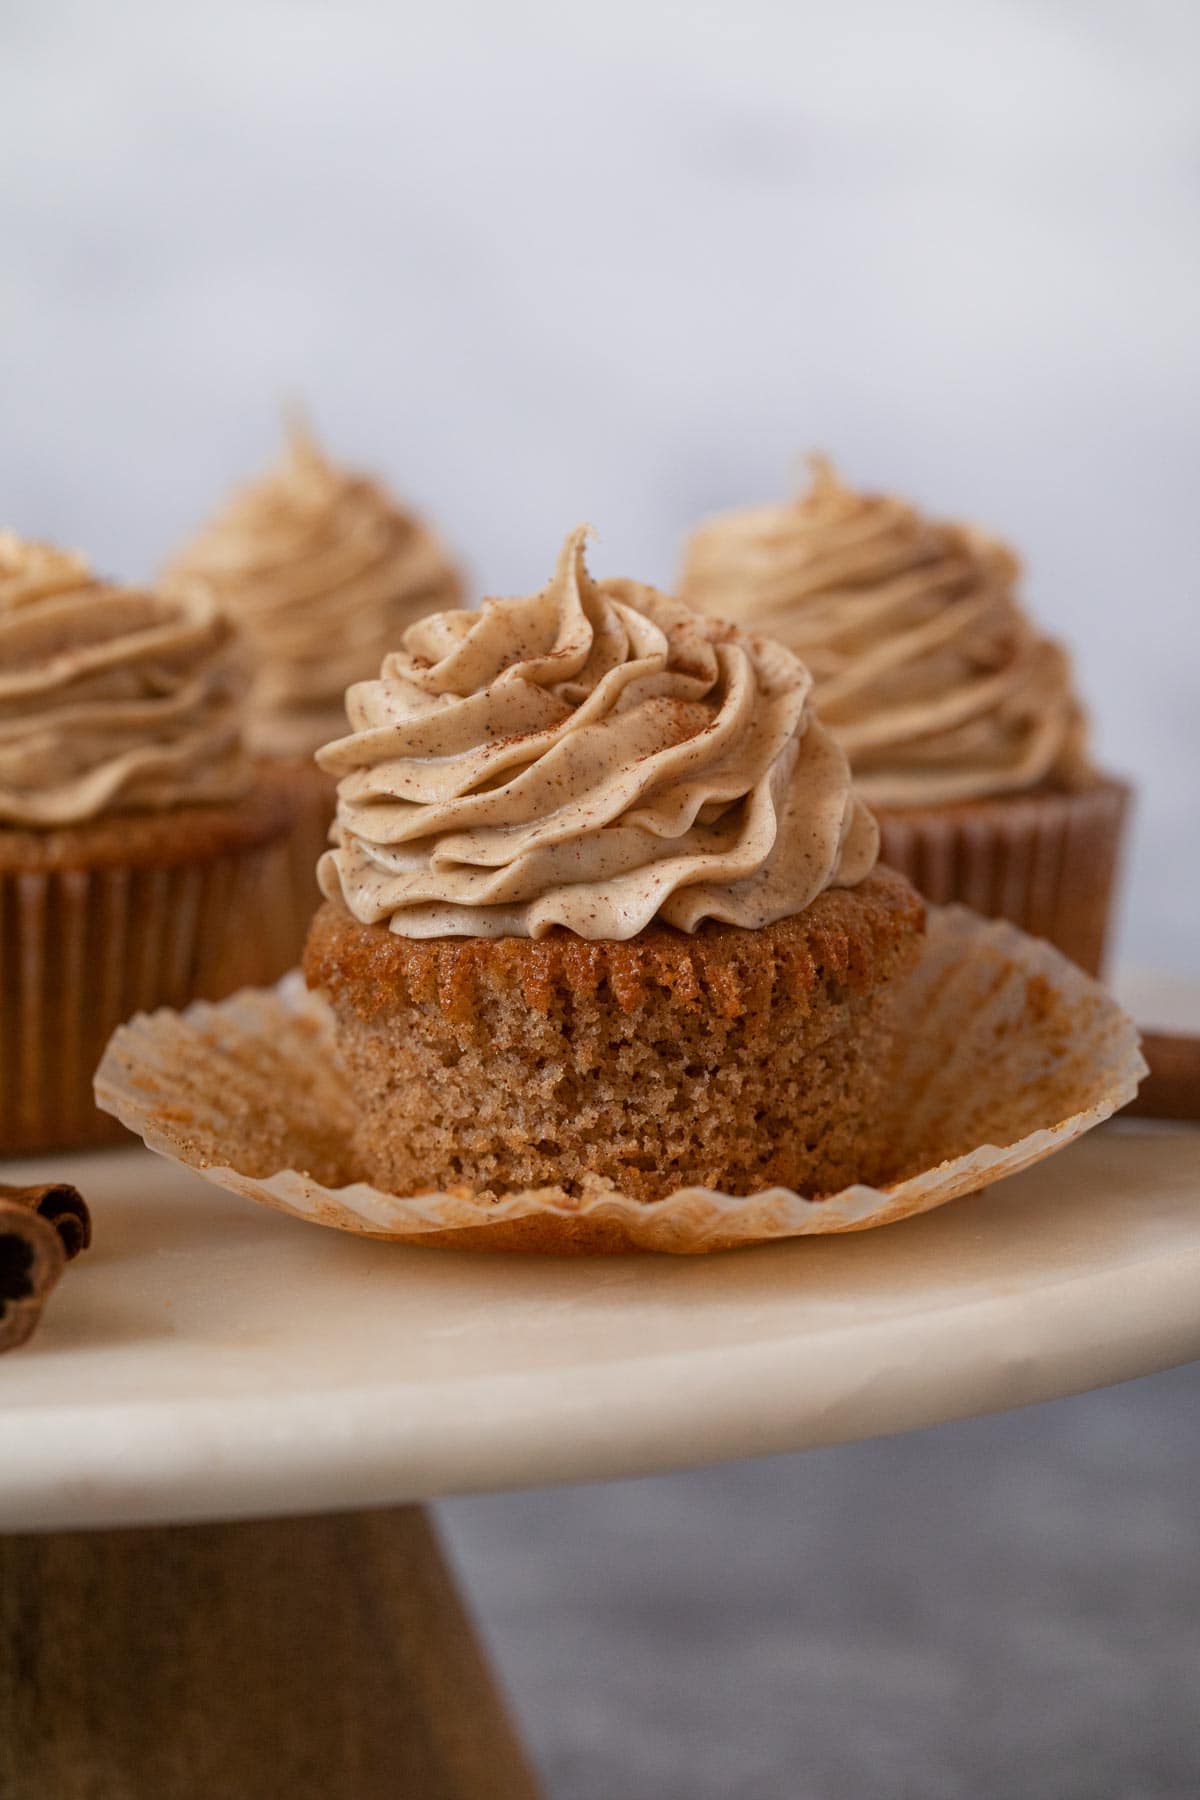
<box><xmin>0</xmin><ymin>532</ymin><xmax>296</xmax><ymax>1151</ymax></box>
<box><xmin>168</xmin><ymin>420</ymin><xmax>463</xmax><ymax>962</ymax></box>
<box><xmin>303</xmin><ymin>525</ymin><xmax>924</xmax><ymax>1222</ymax></box>
<box><xmin>681</xmin><ymin>458</ymin><xmax>1130</xmax><ymax>974</ymax></box>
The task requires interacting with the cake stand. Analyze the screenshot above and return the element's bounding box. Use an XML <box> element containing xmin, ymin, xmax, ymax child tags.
<box><xmin>1</xmin><ymin>978</ymin><xmax>1197</xmax><ymax>1799</ymax></box>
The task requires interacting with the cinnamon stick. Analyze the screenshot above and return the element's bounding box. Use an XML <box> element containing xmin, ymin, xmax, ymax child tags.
<box><xmin>1123</xmin><ymin>1030</ymin><xmax>1200</xmax><ymax>1123</ymax></box>
<box><xmin>0</xmin><ymin>1181</ymin><xmax>92</xmax><ymax>1261</ymax></box>
<box><xmin>0</xmin><ymin>1201</ymin><xmax>66</xmax><ymax>1354</ymax></box>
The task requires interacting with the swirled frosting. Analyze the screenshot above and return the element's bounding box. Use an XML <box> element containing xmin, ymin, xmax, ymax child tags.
<box><xmin>169</xmin><ymin>424</ymin><xmax>463</xmax><ymax>760</ymax></box>
<box><xmin>316</xmin><ymin>526</ymin><xmax>877</xmax><ymax>940</ymax></box>
<box><xmin>0</xmin><ymin>531</ymin><xmax>249</xmax><ymax>827</ymax></box>
<box><xmin>682</xmin><ymin>459</ymin><xmax>1090</xmax><ymax>809</ymax></box>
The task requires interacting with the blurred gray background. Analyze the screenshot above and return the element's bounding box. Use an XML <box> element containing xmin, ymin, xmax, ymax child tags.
<box><xmin>3</xmin><ymin>5</ymin><xmax>1198</xmax><ymax>1795</ymax></box>
<box><xmin>2</xmin><ymin>0</ymin><xmax>1198</xmax><ymax>969</ymax></box>
<box><xmin>442</xmin><ymin>1362</ymin><xmax>1200</xmax><ymax>1800</ymax></box>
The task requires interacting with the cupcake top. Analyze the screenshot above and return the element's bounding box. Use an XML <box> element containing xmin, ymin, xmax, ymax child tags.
<box><xmin>0</xmin><ymin>532</ymin><xmax>249</xmax><ymax>828</ymax></box>
<box><xmin>168</xmin><ymin>422</ymin><xmax>463</xmax><ymax>761</ymax></box>
<box><xmin>316</xmin><ymin>525</ymin><xmax>877</xmax><ymax>941</ymax></box>
<box><xmin>681</xmin><ymin>458</ymin><xmax>1090</xmax><ymax>809</ymax></box>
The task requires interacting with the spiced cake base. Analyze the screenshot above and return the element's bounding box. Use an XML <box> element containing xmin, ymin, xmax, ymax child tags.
<box><xmin>303</xmin><ymin>868</ymin><xmax>924</xmax><ymax>1205</ymax></box>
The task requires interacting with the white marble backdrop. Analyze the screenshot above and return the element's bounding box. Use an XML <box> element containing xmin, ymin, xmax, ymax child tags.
<box><xmin>2</xmin><ymin>0</ymin><xmax>1197</xmax><ymax>968</ymax></box>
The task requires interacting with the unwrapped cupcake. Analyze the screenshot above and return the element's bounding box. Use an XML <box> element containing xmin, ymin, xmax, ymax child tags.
<box><xmin>303</xmin><ymin>525</ymin><xmax>925</xmax><ymax>1241</ymax></box>
<box><xmin>0</xmin><ymin>532</ymin><xmax>296</xmax><ymax>1150</ymax></box>
<box><xmin>680</xmin><ymin>459</ymin><xmax>1130</xmax><ymax>974</ymax></box>
<box><xmin>167</xmin><ymin>420</ymin><xmax>464</xmax><ymax>961</ymax></box>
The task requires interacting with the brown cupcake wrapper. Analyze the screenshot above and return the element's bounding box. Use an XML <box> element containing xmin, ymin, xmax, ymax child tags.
<box><xmin>272</xmin><ymin>761</ymin><xmax>337</xmax><ymax>974</ymax></box>
<box><xmin>876</xmin><ymin>776</ymin><xmax>1132</xmax><ymax>977</ymax></box>
<box><xmin>0</xmin><ymin>829</ymin><xmax>297</xmax><ymax>1154</ymax></box>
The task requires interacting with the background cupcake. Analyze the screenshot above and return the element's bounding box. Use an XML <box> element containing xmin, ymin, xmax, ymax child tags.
<box><xmin>681</xmin><ymin>458</ymin><xmax>1130</xmax><ymax>974</ymax></box>
<box><xmin>0</xmin><ymin>531</ymin><xmax>295</xmax><ymax>1150</ymax></box>
<box><xmin>167</xmin><ymin>419</ymin><xmax>464</xmax><ymax>961</ymax></box>
<box><xmin>304</xmin><ymin>526</ymin><xmax>923</xmax><ymax>1247</ymax></box>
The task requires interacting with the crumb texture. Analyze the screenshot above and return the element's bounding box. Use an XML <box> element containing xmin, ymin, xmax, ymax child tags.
<box><xmin>304</xmin><ymin>870</ymin><xmax>924</xmax><ymax>1203</ymax></box>
<box><xmin>0</xmin><ymin>767</ymin><xmax>296</xmax><ymax>873</ymax></box>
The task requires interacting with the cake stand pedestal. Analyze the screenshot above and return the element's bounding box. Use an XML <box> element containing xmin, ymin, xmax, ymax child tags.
<box><xmin>0</xmin><ymin>1506</ymin><xmax>537</xmax><ymax>1800</ymax></box>
<box><xmin>1</xmin><ymin>969</ymin><xmax>1197</xmax><ymax>1796</ymax></box>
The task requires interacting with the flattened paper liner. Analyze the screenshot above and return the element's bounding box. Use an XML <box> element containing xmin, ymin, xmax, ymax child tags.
<box><xmin>94</xmin><ymin>907</ymin><xmax>1146</xmax><ymax>1255</ymax></box>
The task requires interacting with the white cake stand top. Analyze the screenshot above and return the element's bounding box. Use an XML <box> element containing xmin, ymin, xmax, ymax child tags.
<box><xmin>1</xmin><ymin>1100</ymin><xmax>1197</xmax><ymax>1534</ymax></box>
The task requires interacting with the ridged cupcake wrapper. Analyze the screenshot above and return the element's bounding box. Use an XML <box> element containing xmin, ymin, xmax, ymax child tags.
<box><xmin>272</xmin><ymin>763</ymin><xmax>337</xmax><ymax>974</ymax></box>
<box><xmin>877</xmin><ymin>778</ymin><xmax>1131</xmax><ymax>977</ymax></box>
<box><xmin>1</xmin><ymin>837</ymin><xmax>297</xmax><ymax>1154</ymax></box>
<box><xmin>94</xmin><ymin>906</ymin><xmax>1145</xmax><ymax>1254</ymax></box>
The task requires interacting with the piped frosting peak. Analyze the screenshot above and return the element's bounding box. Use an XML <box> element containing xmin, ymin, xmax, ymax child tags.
<box><xmin>168</xmin><ymin>422</ymin><xmax>463</xmax><ymax>759</ymax></box>
<box><xmin>0</xmin><ymin>531</ymin><xmax>248</xmax><ymax>827</ymax></box>
<box><xmin>317</xmin><ymin>526</ymin><xmax>877</xmax><ymax>940</ymax></box>
<box><xmin>682</xmin><ymin>458</ymin><xmax>1089</xmax><ymax>808</ymax></box>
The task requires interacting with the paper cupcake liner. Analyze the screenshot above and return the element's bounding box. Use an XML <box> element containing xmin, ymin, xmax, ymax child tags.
<box><xmin>876</xmin><ymin>776</ymin><xmax>1131</xmax><ymax>976</ymax></box>
<box><xmin>93</xmin><ymin>906</ymin><xmax>1145</xmax><ymax>1254</ymax></box>
<box><xmin>1</xmin><ymin>833</ymin><xmax>296</xmax><ymax>1154</ymax></box>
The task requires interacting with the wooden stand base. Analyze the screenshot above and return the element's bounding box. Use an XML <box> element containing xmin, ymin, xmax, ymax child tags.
<box><xmin>0</xmin><ymin>1504</ymin><xmax>540</xmax><ymax>1799</ymax></box>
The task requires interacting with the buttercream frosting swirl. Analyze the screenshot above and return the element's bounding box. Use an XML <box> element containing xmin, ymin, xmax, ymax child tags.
<box><xmin>317</xmin><ymin>526</ymin><xmax>877</xmax><ymax>940</ymax></box>
<box><xmin>0</xmin><ymin>531</ymin><xmax>249</xmax><ymax>827</ymax></box>
<box><xmin>682</xmin><ymin>458</ymin><xmax>1090</xmax><ymax>808</ymax></box>
<box><xmin>169</xmin><ymin>424</ymin><xmax>463</xmax><ymax>760</ymax></box>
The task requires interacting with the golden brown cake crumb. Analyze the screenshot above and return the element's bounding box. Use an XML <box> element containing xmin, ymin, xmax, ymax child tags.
<box><xmin>0</xmin><ymin>768</ymin><xmax>295</xmax><ymax>874</ymax></box>
<box><xmin>304</xmin><ymin>868</ymin><xmax>924</xmax><ymax>1203</ymax></box>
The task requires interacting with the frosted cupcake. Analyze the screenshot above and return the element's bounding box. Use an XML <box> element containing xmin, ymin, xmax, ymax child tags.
<box><xmin>681</xmin><ymin>459</ymin><xmax>1129</xmax><ymax>974</ymax></box>
<box><xmin>303</xmin><ymin>526</ymin><xmax>923</xmax><ymax>1231</ymax></box>
<box><xmin>0</xmin><ymin>533</ymin><xmax>295</xmax><ymax>1150</ymax></box>
<box><xmin>168</xmin><ymin>421</ymin><xmax>463</xmax><ymax>960</ymax></box>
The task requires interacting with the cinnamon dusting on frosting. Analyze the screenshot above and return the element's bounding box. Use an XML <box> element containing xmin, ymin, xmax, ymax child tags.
<box><xmin>168</xmin><ymin>422</ymin><xmax>463</xmax><ymax>760</ymax></box>
<box><xmin>317</xmin><ymin>525</ymin><xmax>877</xmax><ymax>940</ymax></box>
<box><xmin>682</xmin><ymin>458</ymin><xmax>1090</xmax><ymax>808</ymax></box>
<box><xmin>0</xmin><ymin>532</ymin><xmax>250</xmax><ymax>827</ymax></box>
